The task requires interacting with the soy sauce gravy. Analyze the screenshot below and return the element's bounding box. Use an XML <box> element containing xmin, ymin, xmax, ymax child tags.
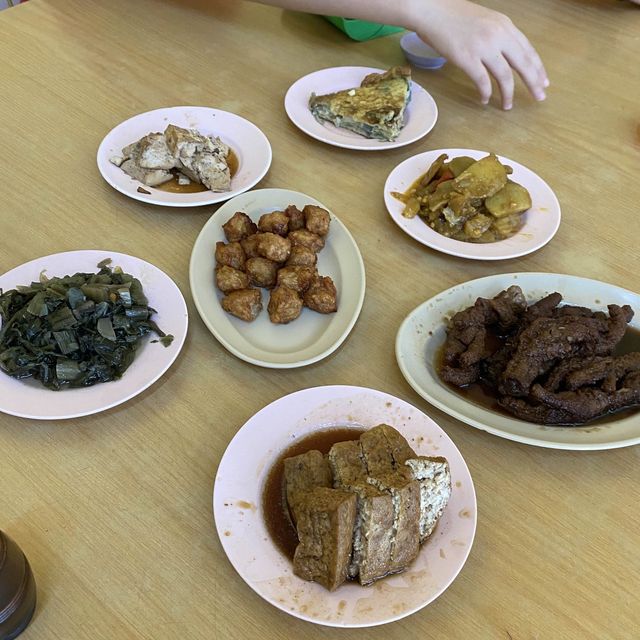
<box><xmin>262</xmin><ymin>427</ymin><xmax>365</xmax><ymax>560</ymax></box>
<box><xmin>437</xmin><ymin>326</ymin><xmax>640</xmax><ymax>425</ymax></box>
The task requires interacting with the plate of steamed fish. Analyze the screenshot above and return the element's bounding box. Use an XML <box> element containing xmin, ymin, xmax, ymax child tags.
<box><xmin>97</xmin><ymin>106</ymin><xmax>272</xmax><ymax>207</ymax></box>
<box><xmin>395</xmin><ymin>273</ymin><xmax>640</xmax><ymax>449</ymax></box>
<box><xmin>213</xmin><ymin>385</ymin><xmax>476</xmax><ymax>628</ymax></box>
<box><xmin>384</xmin><ymin>149</ymin><xmax>561</xmax><ymax>260</ymax></box>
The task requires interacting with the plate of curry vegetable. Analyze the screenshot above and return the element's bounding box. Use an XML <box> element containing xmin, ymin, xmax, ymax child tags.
<box><xmin>384</xmin><ymin>148</ymin><xmax>561</xmax><ymax>260</ymax></box>
<box><xmin>0</xmin><ymin>250</ymin><xmax>188</xmax><ymax>420</ymax></box>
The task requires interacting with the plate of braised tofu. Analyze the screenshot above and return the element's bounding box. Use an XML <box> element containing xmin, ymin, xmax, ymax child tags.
<box><xmin>213</xmin><ymin>385</ymin><xmax>476</xmax><ymax>628</ymax></box>
<box><xmin>97</xmin><ymin>106</ymin><xmax>272</xmax><ymax>207</ymax></box>
<box><xmin>284</xmin><ymin>66</ymin><xmax>438</xmax><ymax>151</ymax></box>
<box><xmin>189</xmin><ymin>188</ymin><xmax>365</xmax><ymax>367</ymax></box>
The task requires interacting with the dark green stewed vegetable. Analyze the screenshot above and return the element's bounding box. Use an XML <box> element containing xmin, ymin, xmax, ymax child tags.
<box><xmin>0</xmin><ymin>260</ymin><xmax>173</xmax><ymax>390</ymax></box>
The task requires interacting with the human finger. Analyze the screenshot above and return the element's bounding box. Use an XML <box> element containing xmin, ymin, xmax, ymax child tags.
<box><xmin>510</xmin><ymin>27</ymin><xmax>549</xmax><ymax>88</ymax></box>
<box><xmin>458</xmin><ymin>60</ymin><xmax>493</xmax><ymax>105</ymax></box>
<box><xmin>503</xmin><ymin>45</ymin><xmax>547</xmax><ymax>103</ymax></box>
<box><xmin>482</xmin><ymin>54</ymin><xmax>515</xmax><ymax>110</ymax></box>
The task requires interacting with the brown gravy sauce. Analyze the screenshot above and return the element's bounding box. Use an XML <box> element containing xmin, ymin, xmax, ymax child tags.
<box><xmin>262</xmin><ymin>427</ymin><xmax>365</xmax><ymax>561</ymax></box>
<box><xmin>156</xmin><ymin>148</ymin><xmax>238</xmax><ymax>194</ymax></box>
<box><xmin>438</xmin><ymin>326</ymin><xmax>640</xmax><ymax>426</ymax></box>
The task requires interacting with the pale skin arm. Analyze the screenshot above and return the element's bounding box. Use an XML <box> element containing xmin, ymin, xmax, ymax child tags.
<box><xmin>250</xmin><ymin>0</ymin><xmax>548</xmax><ymax>110</ymax></box>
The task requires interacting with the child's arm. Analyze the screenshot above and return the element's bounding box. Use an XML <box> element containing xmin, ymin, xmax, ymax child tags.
<box><xmin>251</xmin><ymin>0</ymin><xmax>548</xmax><ymax>110</ymax></box>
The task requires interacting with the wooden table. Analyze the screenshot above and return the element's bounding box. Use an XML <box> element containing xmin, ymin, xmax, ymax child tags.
<box><xmin>1</xmin><ymin>0</ymin><xmax>638</xmax><ymax>637</ymax></box>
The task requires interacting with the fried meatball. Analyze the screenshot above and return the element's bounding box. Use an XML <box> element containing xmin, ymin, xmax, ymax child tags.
<box><xmin>221</xmin><ymin>288</ymin><xmax>262</xmax><ymax>322</ymax></box>
<box><xmin>304</xmin><ymin>276</ymin><xmax>337</xmax><ymax>314</ymax></box>
<box><xmin>268</xmin><ymin>286</ymin><xmax>303</xmax><ymax>324</ymax></box>
<box><xmin>246</xmin><ymin>257</ymin><xmax>278</xmax><ymax>288</ymax></box>
<box><xmin>215</xmin><ymin>241</ymin><xmax>246</xmax><ymax>270</ymax></box>
<box><xmin>240</xmin><ymin>233</ymin><xmax>261</xmax><ymax>258</ymax></box>
<box><xmin>303</xmin><ymin>205</ymin><xmax>331</xmax><ymax>237</ymax></box>
<box><xmin>222</xmin><ymin>211</ymin><xmax>258</xmax><ymax>242</ymax></box>
<box><xmin>276</xmin><ymin>266</ymin><xmax>317</xmax><ymax>293</ymax></box>
<box><xmin>285</xmin><ymin>244</ymin><xmax>318</xmax><ymax>268</ymax></box>
<box><xmin>289</xmin><ymin>229</ymin><xmax>325</xmax><ymax>253</ymax></box>
<box><xmin>258</xmin><ymin>232</ymin><xmax>291</xmax><ymax>263</ymax></box>
<box><xmin>215</xmin><ymin>265</ymin><xmax>250</xmax><ymax>294</ymax></box>
<box><xmin>258</xmin><ymin>211</ymin><xmax>289</xmax><ymax>236</ymax></box>
<box><xmin>284</xmin><ymin>204</ymin><xmax>305</xmax><ymax>231</ymax></box>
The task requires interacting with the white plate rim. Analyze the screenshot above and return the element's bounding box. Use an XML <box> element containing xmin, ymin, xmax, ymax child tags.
<box><xmin>284</xmin><ymin>66</ymin><xmax>438</xmax><ymax>151</ymax></box>
<box><xmin>395</xmin><ymin>272</ymin><xmax>640</xmax><ymax>450</ymax></box>
<box><xmin>189</xmin><ymin>188</ymin><xmax>365</xmax><ymax>368</ymax></box>
<box><xmin>0</xmin><ymin>250</ymin><xmax>188</xmax><ymax>420</ymax></box>
<box><xmin>384</xmin><ymin>148</ymin><xmax>561</xmax><ymax>260</ymax></box>
<box><xmin>96</xmin><ymin>106</ymin><xmax>272</xmax><ymax>207</ymax></box>
<box><xmin>213</xmin><ymin>384</ymin><xmax>477</xmax><ymax>628</ymax></box>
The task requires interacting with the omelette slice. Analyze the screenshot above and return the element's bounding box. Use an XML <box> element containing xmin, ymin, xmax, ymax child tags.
<box><xmin>309</xmin><ymin>66</ymin><xmax>412</xmax><ymax>142</ymax></box>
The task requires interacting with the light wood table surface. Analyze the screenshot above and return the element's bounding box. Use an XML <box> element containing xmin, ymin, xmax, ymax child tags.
<box><xmin>1</xmin><ymin>0</ymin><xmax>639</xmax><ymax>638</ymax></box>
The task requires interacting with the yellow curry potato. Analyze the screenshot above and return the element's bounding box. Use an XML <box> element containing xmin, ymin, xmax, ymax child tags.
<box><xmin>453</xmin><ymin>154</ymin><xmax>508</xmax><ymax>199</ymax></box>
<box><xmin>485</xmin><ymin>180</ymin><xmax>533</xmax><ymax>218</ymax></box>
<box><xmin>447</xmin><ymin>156</ymin><xmax>476</xmax><ymax>177</ymax></box>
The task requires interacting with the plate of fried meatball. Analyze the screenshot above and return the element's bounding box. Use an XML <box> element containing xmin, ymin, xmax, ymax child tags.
<box><xmin>190</xmin><ymin>189</ymin><xmax>365</xmax><ymax>367</ymax></box>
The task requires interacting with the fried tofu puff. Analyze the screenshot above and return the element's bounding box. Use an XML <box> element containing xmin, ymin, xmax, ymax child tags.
<box><xmin>215</xmin><ymin>265</ymin><xmax>250</xmax><ymax>294</ymax></box>
<box><xmin>304</xmin><ymin>276</ymin><xmax>337</xmax><ymax>313</ymax></box>
<box><xmin>246</xmin><ymin>257</ymin><xmax>278</xmax><ymax>288</ymax></box>
<box><xmin>268</xmin><ymin>286</ymin><xmax>303</xmax><ymax>324</ymax></box>
<box><xmin>222</xmin><ymin>211</ymin><xmax>258</xmax><ymax>242</ymax></box>
<box><xmin>221</xmin><ymin>288</ymin><xmax>263</xmax><ymax>322</ymax></box>
<box><xmin>303</xmin><ymin>205</ymin><xmax>331</xmax><ymax>237</ymax></box>
<box><xmin>215</xmin><ymin>241</ymin><xmax>246</xmax><ymax>270</ymax></box>
<box><xmin>240</xmin><ymin>233</ymin><xmax>261</xmax><ymax>258</ymax></box>
<box><xmin>276</xmin><ymin>266</ymin><xmax>317</xmax><ymax>293</ymax></box>
<box><xmin>289</xmin><ymin>229</ymin><xmax>325</xmax><ymax>253</ymax></box>
<box><xmin>284</xmin><ymin>204</ymin><xmax>305</xmax><ymax>232</ymax></box>
<box><xmin>258</xmin><ymin>211</ymin><xmax>289</xmax><ymax>236</ymax></box>
<box><xmin>258</xmin><ymin>232</ymin><xmax>292</xmax><ymax>263</ymax></box>
<box><xmin>285</xmin><ymin>244</ymin><xmax>318</xmax><ymax>268</ymax></box>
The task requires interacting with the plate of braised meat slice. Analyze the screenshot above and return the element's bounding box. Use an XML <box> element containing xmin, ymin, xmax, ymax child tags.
<box><xmin>213</xmin><ymin>385</ymin><xmax>476</xmax><ymax>628</ymax></box>
<box><xmin>189</xmin><ymin>189</ymin><xmax>365</xmax><ymax>367</ymax></box>
<box><xmin>396</xmin><ymin>273</ymin><xmax>640</xmax><ymax>450</ymax></box>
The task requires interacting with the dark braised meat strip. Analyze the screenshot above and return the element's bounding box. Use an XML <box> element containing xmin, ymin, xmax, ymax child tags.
<box><xmin>563</xmin><ymin>352</ymin><xmax>640</xmax><ymax>391</ymax></box>
<box><xmin>498</xmin><ymin>396</ymin><xmax>575</xmax><ymax>425</ymax></box>
<box><xmin>500</xmin><ymin>305</ymin><xmax>634</xmax><ymax>397</ymax></box>
<box><xmin>440</xmin><ymin>285</ymin><xmax>527</xmax><ymax>386</ymax></box>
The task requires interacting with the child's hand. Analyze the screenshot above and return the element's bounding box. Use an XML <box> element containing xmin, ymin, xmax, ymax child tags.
<box><xmin>414</xmin><ymin>0</ymin><xmax>548</xmax><ymax>109</ymax></box>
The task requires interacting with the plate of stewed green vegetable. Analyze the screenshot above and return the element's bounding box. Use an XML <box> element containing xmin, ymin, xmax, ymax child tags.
<box><xmin>384</xmin><ymin>148</ymin><xmax>561</xmax><ymax>260</ymax></box>
<box><xmin>0</xmin><ymin>250</ymin><xmax>188</xmax><ymax>420</ymax></box>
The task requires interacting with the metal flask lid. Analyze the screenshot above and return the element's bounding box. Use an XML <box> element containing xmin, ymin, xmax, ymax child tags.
<box><xmin>0</xmin><ymin>531</ymin><xmax>37</xmax><ymax>640</ymax></box>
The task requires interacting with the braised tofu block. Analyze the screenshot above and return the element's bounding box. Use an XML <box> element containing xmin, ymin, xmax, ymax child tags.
<box><xmin>258</xmin><ymin>211</ymin><xmax>289</xmax><ymax>236</ymax></box>
<box><xmin>258</xmin><ymin>233</ymin><xmax>292</xmax><ymax>263</ymax></box>
<box><xmin>165</xmin><ymin>124</ymin><xmax>231</xmax><ymax>192</ymax></box>
<box><xmin>215</xmin><ymin>265</ymin><xmax>250</xmax><ymax>294</ymax></box>
<box><xmin>221</xmin><ymin>288</ymin><xmax>262</xmax><ymax>322</ymax></box>
<box><xmin>215</xmin><ymin>241</ymin><xmax>246</xmax><ymax>270</ymax></box>
<box><xmin>303</xmin><ymin>205</ymin><xmax>331</xmax><ymax>237</ymax></box>
<box><xmin>119</xmin><ymin>160</ymin><xmax>173</xmax><ymax>187</ymax></box>
<box><xmin>292</xmin><ymin>487</ymin><xmax>357</xmax><ymax>592</ymax></box>
<box><xmin>289</xmin><ymin>229</ymin><xmax>325</xmax><ymax>253</ymax></box>
<box><xmin>283</xmin><ymin>450</ymin><xmax>332</xmax><ymax>522</ymax></box>
<box><xmin>367</xmin><ymin>472</ymin><xmax>420</xmax><ymax>573</ymax></box>
<box><xmin>246</xmin><ymin>257</ymin><xmax>278</xmax><ymax>288</ymax></box>
<box><xmin>360</xmin><ymin>424</ymin><xmax>416</xmax><ymax>476</ymax></box>
<box><xmin>286</xmin><ymin>244</ymin><xmax>318</xmax><ymax>268</ymax></box>
<box><xmin>304</xmin><ymin>276</ymin><xmax>337</xmax><ymax>314</ymax></box>
<box><xmin>404</xmin><ymin>457</ymin><xmax>451</xmax><ymax>541</ymax></box>
<box><xmin>284</xmin><ymin>204</ymin><xmax>305</xmax><ymax>231</ymax></box>
<box><xmin>328</xmin><ymin>440</ymin><xmax>395</xmax><ymax>584</ymax></box>
<box><xmin>276</xmin><ymin>266</ymin><xmax>317</xmax><ymax>293</ymax></box>
<box><xmin>223</xmin><ymin>212</ymin><xmax>258</xmax><ymax>242</ymax></box>
<box><xmin>240</xmin><ymin>233</ymin><xmax>261</xmax><ymax>258</ymax></box>
<box><xmin>268</xmin><ymin>286</ymin><xmax>303</xmax><ymax>324</ymax></box>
